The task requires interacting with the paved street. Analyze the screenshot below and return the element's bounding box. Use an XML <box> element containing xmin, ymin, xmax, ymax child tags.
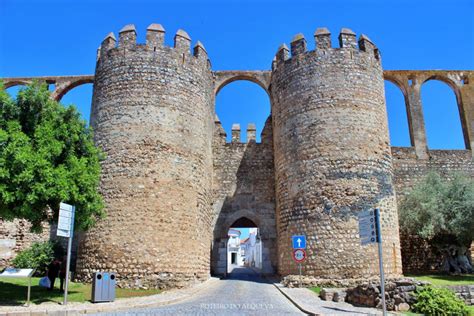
<box><xmin>94</xmin><ymin>267</ymin><xmax>305</xmax><ymax>315</ymax></box>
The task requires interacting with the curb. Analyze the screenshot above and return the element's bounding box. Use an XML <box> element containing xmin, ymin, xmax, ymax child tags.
<box><xmin>274</xmin><ymin>283</ymin><xmax>397</xmax><ymax>316</ymax></box>
<box><xmin>0</xmin><ymin>277</ymin><xmax>221</xmax><ymax>316</ymax></box>
<box><xmin>272</xmin><ymin>283</ymin><xmax>316</xmax><ymax>316</ymax></box>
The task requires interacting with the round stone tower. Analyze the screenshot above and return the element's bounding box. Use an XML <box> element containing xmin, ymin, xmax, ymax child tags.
<box><xmin>271</xmin><ymin>28</ymin><xmax>402</xmax><ymax>279</ymax></box>
<box><xmin>75</xmin><ymin>24</ymin><xmax>215</xmax><ymax>288</ymax></box>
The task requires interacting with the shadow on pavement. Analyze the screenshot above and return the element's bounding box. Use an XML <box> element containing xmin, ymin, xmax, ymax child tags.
<box><xmin>224</xmin><ymin>267</ymin><xmax>277</xmax><ymax>284</ymax></box>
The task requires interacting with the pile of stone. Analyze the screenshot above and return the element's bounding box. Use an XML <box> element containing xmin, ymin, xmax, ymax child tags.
<box><xmin>320</xmin><ymin>288</ymin><xmax>347</xmax><ymax>302</ymax></box>
<box><xmin>344</xmin><ymin>278</ymin><xmax>429</xmax><ymax>312</ymax></box>
<box><xmin>281</xmin><ymin>275</ymin><xmax>382</xmax><ymax>288</ymax></box>
<box><xmin>448</xmin><ymin>285</ymin><xmax>474</xmax><ymax>305</ymax></box>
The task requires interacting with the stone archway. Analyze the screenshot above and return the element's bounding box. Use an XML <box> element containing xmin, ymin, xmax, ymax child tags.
<box><xmin>226</xmin><ymin>217</ymin><xmax>259</xmax><ymax>273</ymax></box>
<box><xmin>213</xmin><ymin>70</ymin><xmax>271</xmax><ymax>96</ymax></box>
<box><xmin>211</xmin><ymin>210</ymin><xmax>276</xmax><ymax>276</ymax></box>
<box><xmin>231</xmin><ymin>217</ymin><xmax>258</xmax><ymax>228</ymax></box>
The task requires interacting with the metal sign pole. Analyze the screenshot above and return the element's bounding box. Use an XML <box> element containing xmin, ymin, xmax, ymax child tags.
<box><xmin>63</xmin><ymin>206</ymin><xmax>75</xmax><ymax>305</ymax></box>
<box><xmin>375</xmin><ymin>208</ymin><xmax>387</xmax><ymax>316</ymax></box>
<box><xmin>299</xmin><ymin>263</ymin><xmax>302</xmax><ymax>288</ymax></box>
<box><xmin>27</xmin><ymin>276</ymin><xmax>31</xmax><ymax>306</ymax></box>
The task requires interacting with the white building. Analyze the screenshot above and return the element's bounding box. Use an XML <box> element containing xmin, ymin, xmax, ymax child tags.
<box><xmin>227</xmin><ymin>229</ymin><xmax>242</xmax><ymax>272</ymax></box>
<box><xmin>242</xmin><ymin>228</ymin><xmax>262</xmax><ymax>269</ymax></box>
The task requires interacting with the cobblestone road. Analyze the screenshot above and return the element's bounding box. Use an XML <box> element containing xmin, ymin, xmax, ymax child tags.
<box><xmin>94</xmin><ymin>267</ymin><xmax>305</xmax><ymax>315</ymax></box>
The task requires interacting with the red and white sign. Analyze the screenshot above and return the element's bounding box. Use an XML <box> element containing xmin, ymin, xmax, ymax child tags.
<box><xmin>292</xmin><ymin>249</ymin><xmax>306</xmax><ymax>263</ymax></box>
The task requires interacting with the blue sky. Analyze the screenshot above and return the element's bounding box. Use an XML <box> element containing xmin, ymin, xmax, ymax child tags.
<box><xmin>1</xmin><ymin>0</ymin><xmax>473</xmax><ymax>148</ymax></box>
<box><xmin>233</xmin><ymin>228</ymin><xmax>250</xmax><ymax>240</ymax></box>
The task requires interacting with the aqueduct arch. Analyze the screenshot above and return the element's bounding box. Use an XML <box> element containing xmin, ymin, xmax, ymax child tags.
<box><xmin>213</xmin><ymin>71</ymin><xmax>271</xmax><ymax>96</ymax></box>
<box><xmin>420</xmin><ymin>78</ymin><xmax>466</xmax><ymax>149</ymax></box>
<box><xmin>53</xmin><ymin>78</ymin><xmax>94</xmax><ymax>101</ymax></box>
<box><xmin>2</xmin><ymin>75</ymin><xmax>94</xmax><ymax>102</ymax></box>
<box><xmin>383</xmin><ymin>70</ymin><xmax>473</xmax><ymax>155</ymax></box>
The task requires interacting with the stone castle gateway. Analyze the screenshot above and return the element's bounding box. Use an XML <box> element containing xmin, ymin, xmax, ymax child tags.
<box><xmin>2</xmin><ymin>24</ymin><xmax>473</xmax><ymax>289</ymax></box>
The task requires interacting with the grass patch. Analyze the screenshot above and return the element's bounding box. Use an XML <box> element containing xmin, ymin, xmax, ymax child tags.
<box><xmin>406</xmin><ymin>274</ymin><xmax>474</xmax><ymax>286</ymax></box>
<box><xmin>309</xmin><ymin>286</ymin><xmax>321</xmax><ymax>295</ymax></box>
<box><xmin>0</xmin><ymin>277</ymin><xmax>160</xmax><ymax>305</ymax></box>
<box><xmin>468</xmin><ymin>305</ymin><xmax>474</xmax><ymax>316</ymax></box>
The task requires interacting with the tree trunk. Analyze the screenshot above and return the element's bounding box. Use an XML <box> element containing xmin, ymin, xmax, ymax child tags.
<box><xmin>439</xmin><ymin>244</ymin><xmax>473</xmax><ymax>274</ymax></box>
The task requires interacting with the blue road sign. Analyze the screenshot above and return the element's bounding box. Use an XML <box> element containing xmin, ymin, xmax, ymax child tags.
<box><xmin>292</xmin><ymin>235</ymin><xmax>306</xmax><ymax>249</ymax></box>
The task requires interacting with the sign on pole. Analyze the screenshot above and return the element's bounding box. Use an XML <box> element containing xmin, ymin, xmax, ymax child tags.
<box><xmin>291</xmin><ymin>236</ymin><xmax>307</xmax><ymax>288</ymax></box>
<box><xmin>292</xmin><ymin>249</ymin><xmax>306</xmax><ymax>288</ymax></box>
<box><xmin>57</xmin><ymin>203</ymin><xmax>74</xmax><ymax>238</ymax></box>
<box><xmin>292</xmin><ymin>235</ymin><xmax>306</xmax><ymax>249</ymax></box>
<box><xmin>358</xmin><ymin>209</ymin><xmax>377</xmax><ymax>245</ymax></box>
<box><xmin>359</xmin><ymin>208</ymin><xmax>387</xmax><ymax>316</ymax></box>
<box><xmin>292</xmin><ymin>249</ymin><xmax>306</xmax><ymax>263</ymax></box>
<box><xmin>57</xmin><ymin>202</ymin><xmax>75</xmax><ymax>305</ymax></box>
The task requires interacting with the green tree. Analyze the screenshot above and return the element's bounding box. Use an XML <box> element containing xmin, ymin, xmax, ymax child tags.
<box><xmin>12</xmin><ymin>241</ymin><xmax>65</xmax><ymax>276</ymax></box>
<box><xmin>0</xmin><ymin>82</ymin><xmax>104</xmax><ymax>232</ymax></box>
<box><xmin>399</xmin><ymin>171</ymin><xmax>474</xmax><ymax>274</ymax></box>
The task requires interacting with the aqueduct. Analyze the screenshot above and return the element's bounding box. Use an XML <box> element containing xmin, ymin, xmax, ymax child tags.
<box><xmin>4</xmin><ymin>69</ymin><xmax>473</xmax><ymax>157</ymax></box>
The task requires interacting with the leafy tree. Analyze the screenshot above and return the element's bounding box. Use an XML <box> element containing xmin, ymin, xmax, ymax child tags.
<box><xmin>399</xmin><ymin>171</ymin><xmax>474</xmax><ymax>274</ymax></box>
<box><xmin>0</xmin><ymin>82</ymin><xmax>104</xmax><ymax>232</ymax></box>
<box><xmin>12</xmin><ymin>241</ymin><xmax>65</xmax><ymax>276</ymax></box>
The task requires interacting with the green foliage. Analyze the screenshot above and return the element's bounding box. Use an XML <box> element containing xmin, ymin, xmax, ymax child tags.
<box><xmin>399</xmin><ymin>171</ymin><xmax>474</xmax><ymax>246</ymax></box>
<box><xmin>413</xmin><ymin>286</ymin><xmax>468</xmax><ymax>315</ymax></box>
<box><xmin>11</xmin><ymin>241</ymin><xmax>64</xmax><ymax>276</ymax></box>
<box><xmin>0</xmin><ymin>81</ymin><xmax>104</xmax><ymax>231</ymax></box>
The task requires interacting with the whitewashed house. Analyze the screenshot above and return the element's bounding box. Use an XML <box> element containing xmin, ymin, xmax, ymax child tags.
<box><xmin>227</xmin><ymin>229</ymin><xmax>242</xmax><ymax>272</ymax></box>
<box><xmin>242</xmin><ymin>228</ymin><xmax>262</xmax><ymax>269</ymax></box>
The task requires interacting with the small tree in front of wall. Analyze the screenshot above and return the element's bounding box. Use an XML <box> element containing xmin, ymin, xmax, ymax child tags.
<box><xmin>399</xmin><ymin>171</ymin><xmax>474</xmax><ymax>274</ymax></box>
<box><xmin>12</xmin><ymin>241</ymin><xmax>65</xmax><ymax>276</ymax></box>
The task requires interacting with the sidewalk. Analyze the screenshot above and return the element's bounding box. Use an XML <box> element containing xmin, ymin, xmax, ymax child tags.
<box><xmin>274</xmin><ymin>283</ymin><xmax>387</xmax><ymax>316</ymax></box>
<box><xmin>0</xmin><ymin>277</ymin><xmax>220</xmax><ymax>316</ymax></box>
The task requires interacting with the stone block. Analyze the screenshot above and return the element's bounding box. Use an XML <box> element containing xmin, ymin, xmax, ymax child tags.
<box><xmin>320</xmin><ymin>288</ymin><xmax>335</xmax><ymax>301</ymax></box>
<box><xmin>333</xmin><ymin>290</ymin><xmax>347</xmax><ymax>302</ymax></box>
<box><xmin>398</xmin><ymin>302</ymin><xmax>410</xmax><ymax>312</ymax></box>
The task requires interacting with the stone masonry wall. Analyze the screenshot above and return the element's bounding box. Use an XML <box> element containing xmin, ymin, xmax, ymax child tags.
<box><xmin>211</xmin><ymin>117</ymin><xmax>277</xmax><ymax>275</ymax></box>
<box><xmin>271</xmin><ymin>28</ymin><xmax>403</xmax><ymax>279</ymax></box>
<box><xmin>0</xmin><ymin>219</ymin><xmax>51</xmax><ymax>268</ymax></box>
<box><xmin>75</xmin><ymin>24</ymin><xmax>215</xmax><ymax>289</ymax></box>
<box><xmin>391</xmin><ymin>147</ymin><xmax>474</xmax><ymax>273</ymax></box>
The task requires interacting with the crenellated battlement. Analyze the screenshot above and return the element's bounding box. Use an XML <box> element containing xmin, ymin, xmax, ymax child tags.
<box><xmin>146</xmin><ymin>23</ymin><xmax>165</xmax><ymax>48</ymax></box>
<box><xmin>97</xmin><ymin>23</ymin><xmax>210</xmax><ymax>66</ymax></box>
<box><xmin>214</xmin><ymin>118</ymin><xmax>264</xmax><ymax>145</ymax></box>
<box><xmin>229</xmin><ymin>123</ymin><xmax>257</xmax><ymax>143</ymax></box>
<box><xmin>273</xmin><ymin>27</ymin><xmax>380</xmax><ymax>68</ymax></box>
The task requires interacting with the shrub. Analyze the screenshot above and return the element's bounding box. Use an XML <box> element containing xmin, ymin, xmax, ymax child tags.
<box><xmin>413</xmin><ymin>286</ymin><xmax>468</xmax><ymax>315</ymax></box>
<box><xmin>11</xmin><ymin>241</ymin><xmax>65</xmax><ymax>276</ymax></box>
